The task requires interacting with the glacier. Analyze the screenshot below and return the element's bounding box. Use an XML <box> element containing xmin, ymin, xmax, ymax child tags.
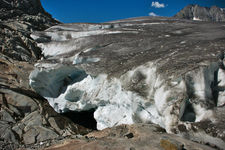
<box><xmin>29</xmin><ymin>17</ymin><xmax>225</xmax><ymax>147</ymax></box>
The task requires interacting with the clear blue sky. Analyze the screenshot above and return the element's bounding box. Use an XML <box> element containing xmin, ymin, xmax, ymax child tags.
<box><xmin>40</xmin><ymin>0</ymin><xmax>225</xmax><ymax>23</ymax></box>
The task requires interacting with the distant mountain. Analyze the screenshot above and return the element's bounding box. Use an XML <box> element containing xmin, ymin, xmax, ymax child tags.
<box><xmin>174</xmin><ymin>4</ymin><xmax>225</xmax><ymax>22</ymax></box>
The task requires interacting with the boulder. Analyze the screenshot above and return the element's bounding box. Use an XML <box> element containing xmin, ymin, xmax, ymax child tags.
<box><xmin>0</xmin><ymin>109</ymin><xmax>16</xmax><ymax>123</ymax></box>
<box><xmin>0</xmin><ymin>121</ymin><xmax>18</xmax><ymax>143</ymax></box>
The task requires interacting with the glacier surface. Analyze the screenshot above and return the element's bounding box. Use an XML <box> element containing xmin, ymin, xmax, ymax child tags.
<box><xmin>30</xmin><ymin>17</ymin><xmax>225</xmax><ymax>134</ymax></box>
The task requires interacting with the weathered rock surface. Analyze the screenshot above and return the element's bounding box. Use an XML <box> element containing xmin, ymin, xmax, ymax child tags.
<box><xmin>175</xmin><ymin>4</ymin><xmax>225</xmax><ymax>22</ymax></box>
<box><xmin>45</xmin><ymin>124</ymin><xmax>216</xmax><ymax>150</ymax></box>
<box><xmin>30</xmin><ymin>16</ymin><xmax>225</xmax><ymax>149</ymax></box>
<box><xmin>0</xmin><ymin>0</ymin><xmax>92</xmax><ymax>149</ymax></box>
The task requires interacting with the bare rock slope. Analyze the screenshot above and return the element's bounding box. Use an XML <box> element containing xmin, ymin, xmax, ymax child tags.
<box><xmin>0</xmin><ymin>0</ymin><xmax>91</xmax><ymax>149</ymax></box>
<box><xmin>0</xmin><ymin>0</ymin><xmax>58</xmax><ymax>61</ymax></box>
<box><xmin>30</xmin><ymin>16</ymin><xmax>225</xmax><ymax>149</ymax></box>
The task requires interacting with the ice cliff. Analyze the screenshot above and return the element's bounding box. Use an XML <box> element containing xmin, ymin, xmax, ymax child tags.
<box><xmin>29</xmin><ymin>17</ymin><xmax>225</xmax><ymax>148</ymax></box>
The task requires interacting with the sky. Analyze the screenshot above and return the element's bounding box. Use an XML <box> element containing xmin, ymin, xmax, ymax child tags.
<box><xmin>40</xmin><ymin>0</ymin><xmax>225</xmax><ymax>23</ymax></box>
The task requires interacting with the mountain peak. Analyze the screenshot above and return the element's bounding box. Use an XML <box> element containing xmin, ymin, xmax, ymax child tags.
<box><xmin>174</xmin><ymin>4</ymin><xmax>225</xmax><ymax>22</ymax></box>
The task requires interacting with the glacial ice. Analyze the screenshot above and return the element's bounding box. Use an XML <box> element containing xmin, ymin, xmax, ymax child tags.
<box><xmin>29</xmin><ymin>59</ymin><xmax>225</xmax><ymax>132</ymax></box>
<box><xmin>29</xmin><ymin>19</ymin><xmax>225</xmax><ymax>133</ymax></box>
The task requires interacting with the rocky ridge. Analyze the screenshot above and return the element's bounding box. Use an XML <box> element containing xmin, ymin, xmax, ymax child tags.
<box><xmin>175</xmin><ymin>4</ymin><xmax>225</xmax><ymax>22</ymax></box>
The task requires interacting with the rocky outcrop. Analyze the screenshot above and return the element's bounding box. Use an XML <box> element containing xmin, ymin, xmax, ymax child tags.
<box><xmin>45</xmin><ymin>124</ymin><xmax>215</xmax><ymax>150</ymax></box>
<box><xmin>0</xmin><ymin>0</ymin><xmax>91</xmax><ymax>149</ymax></box>
<box><xmin>30</xmin><ymin>17</ymin><xmax>225</xmax><ymax>149</ymax></box>
<box><xmin>175</xmin><ymin>4</ymin><xmax>225</xmax><ymax>22</ymax></box>
<box><xmin>0</xmin><ymin>0</ymin><xmax>59</xmax><ymax>61</ymax></box>
<box><xmin>0</xmin><ymin>0</ymin><xmax>52</xmax><ymax>20</ymax></box>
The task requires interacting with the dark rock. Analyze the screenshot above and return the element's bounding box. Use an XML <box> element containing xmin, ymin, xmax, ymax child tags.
<box><xmin>8</xmin><ymin>104</ymin><xmax>22</xmax><ymax>118</ymax></box>
<box><xmin>0</xmin><ymin>121</ymin><xmax>17</xmax><ymax>143</ymax></box>
<box><xmin>48</xmin><ymin>116</ymin><xmax>90</xmax><ymax>136</ymax></box>
<box><xmin>0</xmin><ymin>109</ymin><xmax>16</xmax><ymax>123</ymax></box>
<box><xmin>36</xmin><ymin>126</ymin><xmax>58</xmax><ymax>142</ymax></box>
<box><xmin>0</xmin><ymin>140</ymin><xmax>19</xmax><ymax>150</ymax></box>
<box><xmin>2</xmin><ymin>89</ymin><xmax>38</xmax><ymax>115</ymax></box>
<box><xmin>0</xmin><ymin>0</ymin><xmax>59</xmax><ymax>62</ymax></box>
<box><xmin>12</xmin><ymin>125</ymin><xmax>23</xmax><ymax>139</ymax></box>
<box><xmin>0</xmin><ymin>0</ymin><xmax>51</xmax><ymax>20</ymax></box>
<box><xmin>125</xmin><ymin>133</ymin><xmax>134</xmax><ymax>139</ymax></box>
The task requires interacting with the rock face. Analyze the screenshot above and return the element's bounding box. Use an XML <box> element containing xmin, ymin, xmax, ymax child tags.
<box><xmin>30</xmin><ymin>16</ymin><xmax>225</xmax><ymax>149</ymax></box>
<box><xmin>175</xmin><ymin>4</ymin><xmax>225</xmax><ymax>22</ymax></box>
<box><xmin>0</xmin><ymin>0</ymin><xmax>59</xmax><ymax>61</ymax></box>
<box><xmin>0</xmin><ymin>0</ymin><xmax>91</xmax><ymax>149</ymax></box>
<box><xmin>45</xmin><ymin>124</ymin><xmax>216</xmax><ymax>150</ymax></box>
<box><xmin>0</xmin><ymin>0</ymin><xmax>51</xmax><ymax>20</ymax></box>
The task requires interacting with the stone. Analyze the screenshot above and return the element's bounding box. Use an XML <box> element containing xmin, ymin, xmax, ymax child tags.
<box><xmin>48</xmin><ymin>117</ymin><xmax>65</xmax><ymax>135</ymax></box>
<box><xmin>0</xmin><ymin>140</ymin><xmax>18</xmax><ymax>150</ymax></box>
<box><xmin>35</xmin><ymin>126</ymin><xmax>58</xmax><ymax>142</ymax></box>
<box><xmin>8</xmin><ymin>104</ymin><xmax>22</xmax><ymax>117</ymax></box>
<box><xmin>48</xmin><ymin>116</ymin><xmax>91</xmax><ymax>136</ymax></box>
<box><xmin>0</xmin><ymin>121</ymin><xmax>17</xmax><ymax>143</ymax></box>
<box><xmin>23</xmin><ymin>126</ymin><xmax>58</xmax><ymax>145</ymax></box>
<box><xmin>3</xmin><ymin>90</ymin><xmax>38</xmax><ymax>115</ymax></box>
<box><xmin>23</xmin><ymin>128</ymin><xmax>39</xmax><ymax>145</ymax></box>
<box><xmin>12</xmin><ymin>125</ymin><xmax>23</xmax><ymax>139</ymax></box>
<box><xmin>0</xmin><ymin>109</ymin><xmax>16</xmax><ymax>123</ymax></box>
<box><xmin>22</xmin><ymin>111</ymin><xmax>43</xmax><ymax>131</ymax></box>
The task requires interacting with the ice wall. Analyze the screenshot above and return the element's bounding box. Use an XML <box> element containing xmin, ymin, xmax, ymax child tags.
<box><xmin>29</xmin><ymin>19</ymin><xmax>225</xmax><ymax>133</ymax></box>
<box><xmin>29</xmin><ymin>61</ymin><xmax>224</xmax><ymax>132</ymax></box>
